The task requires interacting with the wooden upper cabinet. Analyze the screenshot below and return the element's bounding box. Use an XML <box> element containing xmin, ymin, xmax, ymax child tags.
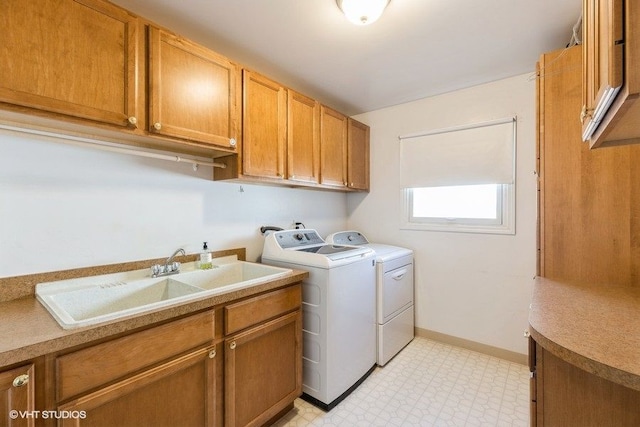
<box><xmin>581</xmin><ymin>0</ymin><xmax>624</xmax><ymax>140</ymax></box>
<box><xmin>148</xmin><ymin>27</ymin><xmax>240</xmax><ymax>149</ymax></box>
<box><xmin>0</xmin><ymin>0</ymin><xmax>139</xmax><ymax>128</ymax></box>
<box><xmin>320</xmin><ymin>106</ymin><xmax>348</xmax><ymax>188</ymax></box>
<box><xmin>347</xmin><ymin>118</ymin><xmax>370</xmax><ymax>191</ymax></box>
<box><xmin>242</xmin><ymin>70</ymin><xmax>287</xmax><ymax>179</ymax></box>
<box><xmin>582</xmin><ymin>0</ymin><xmax>640</xmax><ymax>147</ymax></box>
<box><xmin>0</xmin><ymin>364</ymin><xmax>35</xmax><ymax>427</ymax></box>
<box><xmin>288</xmin><ymin>91</ymin><xmax>320</xmax><ymax>184</ymax></box>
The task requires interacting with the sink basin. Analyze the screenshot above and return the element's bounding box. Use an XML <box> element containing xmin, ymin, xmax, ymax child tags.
<box><xmin>36</xmin><ymin>276</ymin><xmax>204</xmax><ymax>329</ymax></box>
<box><xmin>36</xmin><ymin>259</ymin><xmax>292</xmax><ymax>329</ymax></box>
<box><xmin>177</xmin><ymin>261</ymin><xmax>292</xmax><ymax>291</ymax></box>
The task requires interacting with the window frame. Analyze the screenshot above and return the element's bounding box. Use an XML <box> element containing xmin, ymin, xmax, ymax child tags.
<box><xmin>400</xmin><ymin>183</ymin><xmax>515</xmax><ymax>235</ymax></box>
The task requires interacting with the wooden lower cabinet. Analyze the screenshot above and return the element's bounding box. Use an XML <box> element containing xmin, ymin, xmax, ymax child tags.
<box><xmin>530</xmin><ymin>339</ymin><xmax>640</xmax><ymax>426</ymax></box>
<box><xmin>39</xmin><ymin>283</ymin><xmax>302</xmax><ymax>427</ymax></box>
<box><xmin>225</xmin><ymin>311</ymin><xmax>302</xmax><ymax>427</ymax></box>
<box><xmin>59</xmin><ymin>347</ymin><xmax>216</xmax><ymax>427</ymax></box>
<box><xmin>0</xmin><ymin>364</ymin><xmax>35</xmax><ymax>427</ymax></box>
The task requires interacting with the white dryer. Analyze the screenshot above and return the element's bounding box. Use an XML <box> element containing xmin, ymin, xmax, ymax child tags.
<box><xmin>326</xmin><ymin>231</ymin><xmax>414</xmax><ymax>366</ymax></box>
<box><xmin>262</xmin><ymin>229</ymin><xmax>376</xmax><ymax>410</ymax></box>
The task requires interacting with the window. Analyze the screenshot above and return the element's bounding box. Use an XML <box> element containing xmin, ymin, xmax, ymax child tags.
<box><xmin>399</xmin><ymin>118</ymin><xmax>516</xmax><ymax>234</ymax></box>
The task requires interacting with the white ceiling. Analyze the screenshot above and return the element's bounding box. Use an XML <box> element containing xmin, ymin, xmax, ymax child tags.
<box><xmin>112</xmin><ymin>0</ymin><xmax>582</xmax><ymax>116</ymax></box>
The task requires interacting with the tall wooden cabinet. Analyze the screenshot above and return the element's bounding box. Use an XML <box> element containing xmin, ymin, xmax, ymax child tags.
<box><xmin>537</xmin><ymin>46</ymin><xmax>640</xmax><ymax>286</ymax></box>
<box><xmin>0</xmin><ymin>0</ymin><xmax>139</xmax><ymax>128</ymax></box>
<box><xmin>0</xmin><ymin>364</ymin><xmax>35</xmax><ymax>427</ymax></box>
<box><xmin>536</xmin><ymin>44</ymin><xmax>640</xmax><ymax>426</ymax></box>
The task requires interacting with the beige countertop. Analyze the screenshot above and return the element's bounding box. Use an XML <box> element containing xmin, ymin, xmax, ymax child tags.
<box><xmin>529</xmin><ymin>277</ymin><xmax>640</xmax><ymax>391</ymax></box>
<box><xmin>0</xmin><ymin>249</ymin><xmax>308</xmax><ymax>367</ymax></box>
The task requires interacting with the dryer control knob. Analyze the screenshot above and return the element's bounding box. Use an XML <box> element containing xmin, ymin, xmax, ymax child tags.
<box><xmin>294</xmin><ymin>233</ymin><xmax>304</xmax><ymax>241</ymax></box>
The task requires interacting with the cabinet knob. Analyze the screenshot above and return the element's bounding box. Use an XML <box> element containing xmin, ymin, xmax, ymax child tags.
<box><xmin>229</xmin><ymin>341</ymin><xmax>237</xmax><ymax>350</ymax></box>
<box><xmin>127</xmin><ymin>116</ymin><xmax>138</xmax><ymax>127</ymax></box>
<box><xmin>580</xmin><ymin>105</ymin><xmax>592</xmax><ymax>124</ymax></box>
<box><xmin>13</xmin><ymin>374</ymin><xmax>29</xmax><ymax>388</ymax></box>
<box><xmin>208</xmin><ymin>349</ymin><xmax>216</xmax><ymax>359</ymax></box>
<box><xmin>153</xmin><ymin>122</ymin><xmax>162</xmax><ymax>131</ymax></box>
<box><xmin>229</xmin><ymin>138</ymin><xmax>237</xmax><ymax>147</ymax></box>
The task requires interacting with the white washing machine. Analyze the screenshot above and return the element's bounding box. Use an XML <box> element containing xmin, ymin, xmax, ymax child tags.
<box><xmin>326</xmin><ymin>231</ymin><xmax>414</xmax><ymax>366</ymax></box>
<box><xmin>261</xmin><ymin>229</ymin><xmax>376</xmax><ymax>410</ymax></box>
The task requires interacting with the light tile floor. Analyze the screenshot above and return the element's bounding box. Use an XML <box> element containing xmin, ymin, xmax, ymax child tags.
<box><xmin>273</xmin><ymin>337</ymin><xmax>530</xmax><ymax>427</ymax></box>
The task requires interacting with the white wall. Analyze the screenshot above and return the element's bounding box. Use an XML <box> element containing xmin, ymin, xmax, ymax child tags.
<box><xmin>0</xmin><ymin>130</ymin><xmax>347</xmax><ymax>277</ymax></box>
<box><xmin>348</xmin><ymin>74</ymin><xmax>537</xmax><ymax>356</ymax></box>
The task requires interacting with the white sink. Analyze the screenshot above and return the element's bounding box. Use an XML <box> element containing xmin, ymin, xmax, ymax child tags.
<box><xmin>36</xmin><ymin>276</ymin><xmax>204</xmax><ymax>329</ymax></box>
<box><xmin>35</xmin><ymin>259</ymin><xmax>292</xmax><ymax>329</ymax></box>
<box><xmin>177</xmin><ymin>261</ymin><xmax>292</xmax><ymax>291</ymax></box>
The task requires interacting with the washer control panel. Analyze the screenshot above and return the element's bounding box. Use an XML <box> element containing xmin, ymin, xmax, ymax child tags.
<box><xmin>275</xmin><ymin>229</ymin><xmax>325</xmax><ymax>249</ymax></box>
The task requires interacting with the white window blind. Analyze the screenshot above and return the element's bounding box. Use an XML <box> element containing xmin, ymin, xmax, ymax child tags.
<box><xmin>399</xmin><ymin>117</ymin><xmax>516</xmax><ymax>188</ymax></box>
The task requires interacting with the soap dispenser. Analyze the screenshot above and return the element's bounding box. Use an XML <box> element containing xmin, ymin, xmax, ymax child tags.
<box><xmin>199</xmin><ymin>242</ymin><xmax>212</xmax><ymax>270</ymax></box>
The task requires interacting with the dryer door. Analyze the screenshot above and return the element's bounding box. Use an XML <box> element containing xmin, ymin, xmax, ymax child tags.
<box><xmin>380</xmin><ymin>262</ymin><xmax>414</xmax><ymax>323</ymax></box>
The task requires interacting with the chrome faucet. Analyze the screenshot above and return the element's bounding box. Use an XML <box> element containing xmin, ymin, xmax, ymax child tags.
<box><xmin>151</xmin><ymin>248</ymin><xmax>186</xmax><ymax>278</ymax></box>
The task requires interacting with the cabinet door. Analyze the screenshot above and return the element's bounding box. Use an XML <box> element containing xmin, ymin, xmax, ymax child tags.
<box><xmin>0</xmin><ymin>364</ymin><xmax>35</xmax><ymax>427</ymax></box>
<box><xmin>242</xmin><ymin>70</ymin><xmax>287</xmax><ymax>179</ymax></box>
<box><xmin>581</xmin><ymin>0</ymin><xmax>624</xmax><ymax>140</ymax></box>
<box><xmin>225</xmin><ymin>311</ymin><xmax>302</xmax><ymax>427</ymax></box>
<box><xmin>347</xmin><ymin>118</ymin><xmax>370</xmax><ymax>191</ymax></box>
<box><xmin>59</xmin><ymin>347</ymin><xmax>216</xmax><ymax>427</ymax></box>
<box><xmin>535</xmin><ymin>344</ymin><xmax>640</xmax><ymax>426</ymax></box>
<box><xmin>320</xmin><ymin>106</ymin><xmax>348</xmax><ymax>188</ymax></box>
<box><xmin>149</xmin><ymin>27</ymin><xmax>240</xmax><ymax>149</ymax></box>
<box><xmin>288</xmin><ymin>91</ymin><xmax>320</xmax><ymax>184</ymax></box>
<box><xmin>0</xmin><ymin>0</ymin><xmax>139</xmax><ymax>128</ymax></box>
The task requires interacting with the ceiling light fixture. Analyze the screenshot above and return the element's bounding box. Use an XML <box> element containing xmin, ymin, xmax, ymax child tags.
<box><xmin>336</xmin><ymin>0</ymin><xmax>390</xmax><ymax>26</ymax></box>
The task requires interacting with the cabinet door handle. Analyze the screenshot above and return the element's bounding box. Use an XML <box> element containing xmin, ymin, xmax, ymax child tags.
<box><xmin>153</xmin><ymin>122</ymin><xmax>162</xmax><ymax>131</ymax></box>
<box><xmin>127</xmin><ymin>116</ymin><xmax>138</xmax><ymax>128</ymax></box>
<box><xmin>13</xmin><ymin>374</ymin><xmax>29</xmax><ymax>388</ymax></box>
<box><xmin>229</xmin><ymin>138</ymin><xmax>237</xmax><ymax>147</ymax></box>
<box><xmin>229</xmin><ymin>341</ymin><xmax>237</xmax><ymax>350</ymax></box>
<box><xmin>208</xmin><ymin>349</ymin><xmax>216</xmax><ymax>359</ymax></box>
